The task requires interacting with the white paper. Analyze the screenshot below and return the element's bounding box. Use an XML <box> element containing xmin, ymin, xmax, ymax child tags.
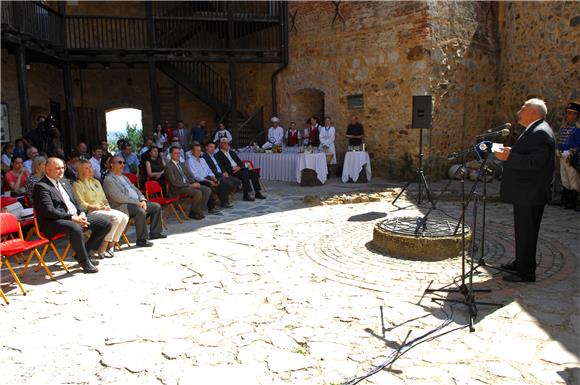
<box><xmin>492</xmin><ymin>143</ymin><xmax>504</xmax><ymax>152</ymax></box>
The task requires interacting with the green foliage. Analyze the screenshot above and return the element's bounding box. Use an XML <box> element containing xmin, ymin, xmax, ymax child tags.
<box><xmin>109</xmin><ymin>123</ymin><xmax>143</xmax><ymax>153</ymax></box>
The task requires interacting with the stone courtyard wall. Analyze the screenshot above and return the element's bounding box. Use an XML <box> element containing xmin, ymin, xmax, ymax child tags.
<box><xmin>497</xmin><ymin>1</ymin><xmax>580</xmax><ymax>134</ymax></box>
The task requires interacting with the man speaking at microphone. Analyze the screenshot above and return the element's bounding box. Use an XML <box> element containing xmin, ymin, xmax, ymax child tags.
<box><xmin>495</xmin><ymin>98</ymin><xmax>555</xmax><ymax>282</ymax></box>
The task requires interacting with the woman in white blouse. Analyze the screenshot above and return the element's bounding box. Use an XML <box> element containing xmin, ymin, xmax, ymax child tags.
<box><xmin>319</xmin><ymin>116</ymin><xmax>337</xmax><ymax>164</ymax></box>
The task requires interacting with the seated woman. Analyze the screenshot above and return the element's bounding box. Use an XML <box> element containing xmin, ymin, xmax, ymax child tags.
<box><xmin>25</xmin><ymin>155</ymin><xmax>47</xmax><ymax>207</ymax></box>
<box><xmin>72</xmin><ymin>159</ymin><xmax>130</xmax><ymax>258</ymax></box>
<box><xmin>4</xmin><ymin>155</ymin><xmax>30</xmax><ymax>197</ymax></box>
<box><xmin>144</xmin><ymin>146</ymin><xmax>166</xmax><ymax>186</ymax></box>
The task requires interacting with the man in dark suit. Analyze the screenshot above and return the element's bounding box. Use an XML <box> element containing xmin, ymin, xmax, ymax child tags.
<box><xmin>496</xmin><ymin>98</ymin><xmax>555</xmax><ymax>282</ymax></box>
<box><xmin>32</xmin><ymin>157</ymin><xmax>112</xmax><ymax>273</ymax></box>
<box><xmin>165</xmin><ymin>146</ymin><xmax>210</xmax><ymax>219</ymax></box>
<box><xmin>202</xmin><ymin>141</ymin><xmax>240</xmax><ymax>198</ymax></box>
<box><xmin>214</xmin><ymin>138</ymin><xmax>265</xmax><ymax>201</ymax></box>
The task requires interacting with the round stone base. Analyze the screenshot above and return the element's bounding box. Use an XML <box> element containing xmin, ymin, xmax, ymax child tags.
<box><xmin>372</xmin><ymin>219</ymin><xmax>471</xmax><ymax>261</ymax></box>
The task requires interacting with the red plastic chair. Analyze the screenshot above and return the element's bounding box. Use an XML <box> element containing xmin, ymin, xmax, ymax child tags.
<box><xmin>0</xmin><ymin>196</ymin><xmax>18</xmax><ymax>207</ymax></box>
<box><xmin>144</xmin><ymin>180</ymin><xmax>183</xmax><ymax>227</ymax></box>
<box><xmin>241</xmin><ymin>160</ymin><xmax>267</xmax><ymax>192</ymax></box>
<box><xmin>0</xmin><ymin>213</ymin><xmax>51</xmax><ymax>303</ymax></box>
<box><xmin>123</xmin><ymin>172</ymin><xmax>139</xmax><ymax>187</ymax></box>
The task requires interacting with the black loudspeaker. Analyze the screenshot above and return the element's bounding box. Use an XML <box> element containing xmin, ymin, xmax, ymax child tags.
<box><xmin>412</xmin><ymin>95</ymin><xmax>432</xmax><ymax>128</ymax></box>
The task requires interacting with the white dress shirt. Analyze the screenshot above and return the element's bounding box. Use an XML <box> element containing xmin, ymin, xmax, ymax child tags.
<box><xmin>23</xmin><ymin>159</ymin><xmax>33</xmax><ymax>173</ymax></box>
<box><xmin>319</xmin><ymin>125</ymin><xmax>337</xmax><ymax>164</ymax></box>
<box><xmin>221</xmin><ymin>149</ymin><xmax>238</xmax><ymax>167</ymax></box>
<box><xmin>213</xmin><ymin>129</ymin><xmax>233</xmax><ymax>143</ymax></box>
<box><xmin>47</xmin><ymin>176</ymin><xmax>78</xmax><ymax>216</ymax></box>
<box><xmin>90</xmin><ymin>157</ymin><xmax>101</xmax><ymax>179</ymax></box>
<box><xmin>186</xmin><ymin>156</ymin><xmax>215</xmax><ymax>182</ymax></box>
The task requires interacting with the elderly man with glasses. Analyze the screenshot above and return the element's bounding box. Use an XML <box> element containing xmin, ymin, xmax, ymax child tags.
<box><xmin>103</xmin><ymin>156</ymin><xmax>166</xmax><ymax>247</ymax></box>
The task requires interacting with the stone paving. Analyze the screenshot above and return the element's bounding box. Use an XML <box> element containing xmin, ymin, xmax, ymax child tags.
<box><xmin>1</xmin><ymin>177</ymin><xmax>579</xmax><ymax>385</ymax></box>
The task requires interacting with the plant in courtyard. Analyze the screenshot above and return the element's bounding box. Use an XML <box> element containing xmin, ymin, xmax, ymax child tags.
<box><xmin>110</xmin><ymin>122</ymin><xmax>143</xmax><ymax>152</ymax></box>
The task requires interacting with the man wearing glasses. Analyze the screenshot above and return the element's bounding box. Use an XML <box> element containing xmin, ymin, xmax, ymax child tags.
<box><xmin>103</xmin><ymin>156</ymin><xmax>166</xmax><ymax>247</ymax></box>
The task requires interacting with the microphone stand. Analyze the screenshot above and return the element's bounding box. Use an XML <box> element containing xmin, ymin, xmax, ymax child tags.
<box><xmin>424</xmin><ymin>146</ymin><xmax>502</xmax><ymax>332</ymax></box>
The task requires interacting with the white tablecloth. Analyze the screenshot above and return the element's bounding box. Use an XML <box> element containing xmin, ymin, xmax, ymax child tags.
<box><xmin>342</xmin><ymin>151</ymin><xmax>372</xmax><ymax>183</ymax></box>
<box><xmin>238</xmin><ymin>152</ymin><xmax>328</xmax><ymax>184</ymax></box>
<box><xmin>239</xmin><ymin>153</ymin><xmax>297</xmax><ymax>182</ymax></box>
<box><xmin>296</xmin><ymin>153</ymin><xmax>328</xmax><ymax>184</ymax></box>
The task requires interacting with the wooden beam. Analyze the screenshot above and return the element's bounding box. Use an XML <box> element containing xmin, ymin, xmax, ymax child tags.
<box><xmin>16</xmin><ymin>42</ymin><xmax>31</xmax><ymax>134</ymax></box>
<box><xmin>148</xmin><ymin>60</ymin><xmax>161</xmax><ymax>128</ymax></box>
<box><xmin>229</xmin><ymin>61</ymin><xmax>238</xmax><ymax>148</ymax></box>
<box><xmin>63</xmin><ymin>62</ymin><xmax>78</xmax><ymax>148</ymax></box>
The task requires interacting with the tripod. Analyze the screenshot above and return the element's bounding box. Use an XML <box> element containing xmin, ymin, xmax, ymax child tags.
<box><xmin>392</xmin><ymin>126</ymin><xmax>435</xmax><ymax>208</ymax></box>
<box><xmin>424</xmin><ymin>147</ymin><xmax>502</xmax><ymax>332</ymax></box>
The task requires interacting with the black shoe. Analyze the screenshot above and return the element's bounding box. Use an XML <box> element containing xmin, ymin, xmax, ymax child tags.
<box><xmin>500</xmin><ymin>260</ymin><xmax>517</xmax><ymax>272</ymax></box>
<box><xmin>149</xmin><ymin>233</ymin><xmax>167</xmax><ymax>240</ymax></box>
<box><xmin>255</xmin><ymin>192</ymin><xmax>266</xmax><ymax>200</ymax></box>
<box><xmin>79</xmin><ymin>259</ymin><xmax>99</xmax><ymax>274</ymax></box>
<box><xmin>136</xmin><ymin>240</ymin><xmax>154</xmax><ymax>247</ymax></box>
<box><xmin>188</xmin><ymin>213</ymin><xmax>205</xmax><ymax>220</ymax></box>
<box><xmin>243</xmin><ymin>195</ymin><xmax>255</xmax><ymax>201</ymax></box>
<box><xmin>88</xmin><ymin>257</ymin><xmax>100</xmax><ymax>266</ymax></box>
<box><xmin>502</xmin><ymin>273</ymin><xmax>536</xmax><ymax>283</ymax></box>
<box><xmin>221</xmin><ymin>202</ymin><xmax>234</xmax><ymax>208</ymax></box>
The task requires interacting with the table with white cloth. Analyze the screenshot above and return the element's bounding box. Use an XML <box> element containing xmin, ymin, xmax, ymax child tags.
<box><xmin>296</xmin><ymin>153</ymin><xmax>328</xmax><ymax>184</ymax></box>
<box><xmin>238</xmin><ymin>152</ymin><xmax>328</xmax><ymax>184</ymax></box>
<box><xmin>342</xmin><ymin>151</ymin><xmax>372</xmax><ymax>183</ymax></box>
<box><xmin>240</xmin><ymin>152</ymin><xmax>297</xmax><ymax>182</ymax></box>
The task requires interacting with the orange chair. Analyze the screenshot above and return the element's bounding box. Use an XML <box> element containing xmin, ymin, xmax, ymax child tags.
<box><xmin>30</xmin><ymin>213</ymin><xmax>71</xmax><ymax>275</ymax></box>
<box><xmin>144</xmin><ymin>180</ymin><xmax>183</xmax><ymax>228</ymax></box>
<box><xmin>0</xmin><ymin>213</ymin><xmax>51</xmax><ymax>303</ymax></box>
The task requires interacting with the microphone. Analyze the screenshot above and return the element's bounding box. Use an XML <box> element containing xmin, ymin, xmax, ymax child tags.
<box><xmin>475</xmin><ymin>123</ymin><xmax>511</xmax><ymax>139</ymax></box>
<box><xmin>447</xmin><ymin>140</ymin><xmax>492</xmax><ymax>160</ymax></box>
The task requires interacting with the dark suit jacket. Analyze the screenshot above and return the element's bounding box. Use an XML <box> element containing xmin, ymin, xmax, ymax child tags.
<box><xmin>32</xmin><ymin>176</ymin><xmax>84</xmax><ymax>230</ymax></box>
<box><xmin>214</xmin><ymin>149</ymin><xmax>243</xmax><ymax>175</ymax></box>
<box><xmin>202</xmin><ymin>152</ymin><xmax>223</xmax><ymax>178</ymax></box>
<box><xmin>164</xmin><ymin>160</ymin><xmax>196</xmax><ymax>197</ymax></box>
<box><xmin>500</xmin><ymin>119</ymin><xmax>555</xmax><ymax>206</ymax></box>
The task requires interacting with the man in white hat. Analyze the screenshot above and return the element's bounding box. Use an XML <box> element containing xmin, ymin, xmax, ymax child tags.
<box><xmin>263</xmin><ymin>117</ymin><xmax>284</xmax><ymax>149</ymax></box>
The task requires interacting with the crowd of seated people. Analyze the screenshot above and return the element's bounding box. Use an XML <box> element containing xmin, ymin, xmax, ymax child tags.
<box><xmin>0</xmin><ymin>117</ymin><xmax>267</xmax><ymax>275</ymax></box>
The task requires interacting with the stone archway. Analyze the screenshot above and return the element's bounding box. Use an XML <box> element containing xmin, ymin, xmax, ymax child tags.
<box><xmin>289</xmin><ymin>88</ymin><xmax>325</xmax><ymax>127</ymax></box>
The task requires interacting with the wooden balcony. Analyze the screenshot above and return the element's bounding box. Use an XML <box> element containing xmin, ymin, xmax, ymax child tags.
<box><xmin>1</xmin><ymin>1</ymin><xmax>287</xmax><ymax>63</ymax></box>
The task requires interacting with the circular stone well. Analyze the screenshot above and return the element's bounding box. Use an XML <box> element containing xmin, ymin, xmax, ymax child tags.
<box><xmin>373</xmin><ymin>214</ymin><xmax>471</xmax><ymax>260</ymax></box>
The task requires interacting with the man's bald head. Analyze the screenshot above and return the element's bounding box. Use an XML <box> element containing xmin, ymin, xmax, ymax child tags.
<box><xmin>45</xmin><ymin>157</ymin><xmax>65</xmax><ymax>180</ymax></box>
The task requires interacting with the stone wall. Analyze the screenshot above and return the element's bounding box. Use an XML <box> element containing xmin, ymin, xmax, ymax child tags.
<box><xmin>497</xmin><ymin>1</ymin><xmax>580</xmax><ymax>133</ymax></box>
<box><xmin>0</xmin><ymin>48</ymin><xmax>65</xmax><ymax>141</ymax></box>
<box><xmin>277</xmin><ymin>1</ymin><xmax>438</xmax><ymax>178</ymax></box>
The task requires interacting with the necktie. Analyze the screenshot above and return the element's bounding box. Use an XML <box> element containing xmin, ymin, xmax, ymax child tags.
<box><xmin>176</xmin><ymin>163</ymin><xmax>187</xmax><ymax>183</ymax></box>
<box><xmin>57</xmin><ymin>181</ymin><xmax>77</xmax><ymax>216</ymax></box>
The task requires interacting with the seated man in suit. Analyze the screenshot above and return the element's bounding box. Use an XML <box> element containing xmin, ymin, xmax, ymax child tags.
<box><xmin>165</xmin><ymin>146</ymin><xmax>211</xmax><ymax>219</ymax></box>
<box><xmin>186</xmin><ymin>142</ymin><xmax>234</xmax><ymax>208</ymax></box>
<box><xmin>32</xmin><ymin>157</ymin><xmax>112</xmax><ymax>273</ymax></box>
<box><xmin>215</xmin><ymin>138</ymin><xmax>265</xmax><ymax>201</ymax></box>
<box><xmin>202</xmin><ymin>141</ymin><xmax>240</xmax><ymax>197</ymax></box>
<box><xmin>103</xmin><ymin>156</ymin><xmax>166</xmax><ymax>247</ymax></box>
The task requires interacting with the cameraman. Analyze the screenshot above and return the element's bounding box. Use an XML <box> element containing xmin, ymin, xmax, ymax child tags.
<box><xmin>23</xmin><ymin>115</ymin><xmax>47</xmax><ymax>151</ymax></box>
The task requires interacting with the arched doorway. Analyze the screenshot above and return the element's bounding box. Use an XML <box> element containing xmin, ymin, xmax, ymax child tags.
<box><xmin>290</xmin><ymin>88</ymin><xmax>325</xmax><ymax>127</ymax></box>
<box><xmin>105</xmin><ymin>107</ymin><xmax>143</xmax><ymax>152</ymax></box>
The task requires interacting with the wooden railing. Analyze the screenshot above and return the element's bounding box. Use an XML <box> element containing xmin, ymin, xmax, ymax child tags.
<box><xmin>66</xmin><ymin>16</ymin><xmax>148</xmax><ymax>50</ymax></box>
<box><xmin>238</xmin><ymin>106</ymin><xmax>264</xmax><ymax>147</ymax></box>
<box><xmin>2</xmin><ymin>1</ymin><xmax>285</xmax><ymax>54</ymax></box>
<box><xmin>171</xmin><ymin>62</ymin><xmax>229</xmax><ymax>106</ymax></box>
<box><xmin>1</xmin><ymin>1</ymin><xmax>63</xmax><ymax>46</ymax></box>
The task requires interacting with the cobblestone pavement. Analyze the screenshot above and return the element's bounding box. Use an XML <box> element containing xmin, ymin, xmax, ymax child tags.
<box><xmin>1</xmin><ymin>178</ymin><xmax>579</xmax><ymax>385</ymax></box>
